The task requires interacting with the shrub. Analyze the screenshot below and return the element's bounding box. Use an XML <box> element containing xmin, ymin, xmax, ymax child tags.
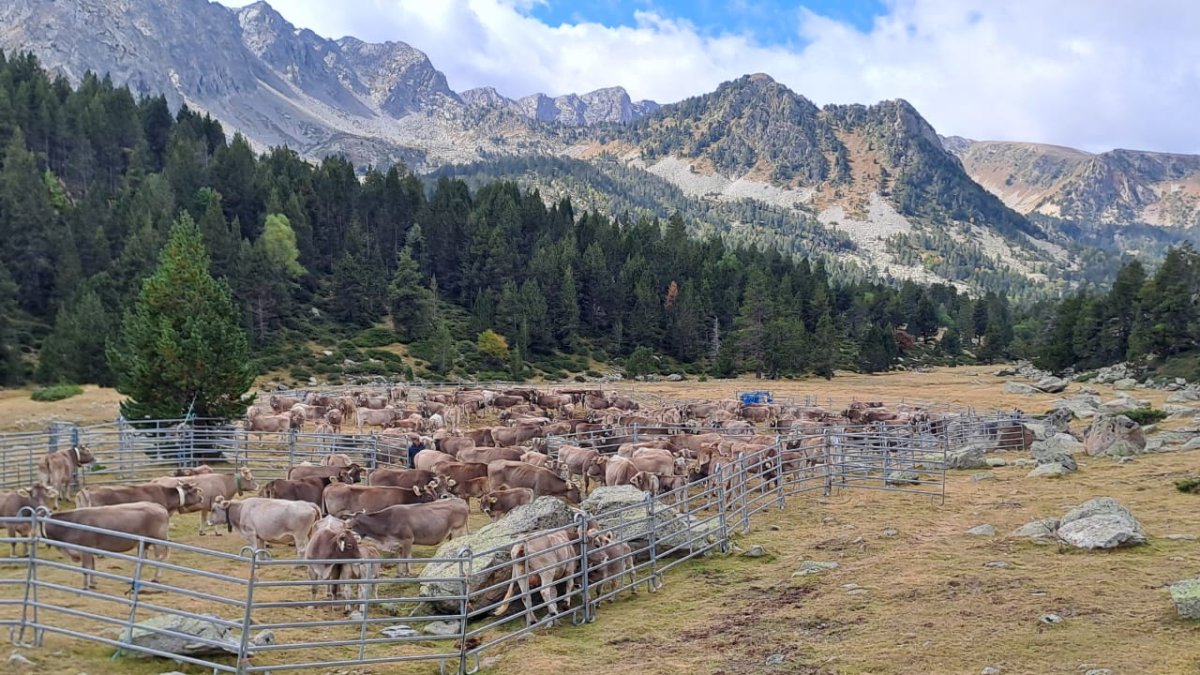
<box><xmin>1124</xmin><ymin>408</ymin><xmax>1168</xmax><ymax>426</ymax></box>
<box><xmin>574</xmin><ymin>375</ymin><xmax>586</xmax><ymax>382</ymax></box>
<box><xmin>353</xmin><ymin>327</ymin><xmax>397</xmax><ymax>348</ymax></box>
<box><xmin>1176</xmin><ymin>477</ymin><xmax>1200</xmax><ymax>494</ymax></box>
<box><xmin>31</xmin><ymin>384</ymin><xmax>84</xmax><ymax>402</ymax></box>
<box><xmin>585</xmin><ymin>370</ymin><xmax>602</xmax><ymax>378</ymax></box>
<box><xmin>288</xmin><ymin>367</ymin><xmax>312</xmax><ymax>381</ymax></box>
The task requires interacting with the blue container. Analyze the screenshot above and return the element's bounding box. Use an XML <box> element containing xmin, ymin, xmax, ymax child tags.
<box><xmin>739</xmin><ymin>391</ymin><xmax>773</xmax><ymax>405</ymax></box>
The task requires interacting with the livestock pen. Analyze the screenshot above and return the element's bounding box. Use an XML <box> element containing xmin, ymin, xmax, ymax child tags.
<box><xmin>0</xmin><ymin>406</ymin><xmax>1029</xmax><ymax>673</ymax></box>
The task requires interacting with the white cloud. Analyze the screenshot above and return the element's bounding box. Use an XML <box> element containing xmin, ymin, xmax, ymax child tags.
<box><xmin>220</xmin><ymin>0</ymin><xmax>1200</xmax><ymax>153</ymax></box>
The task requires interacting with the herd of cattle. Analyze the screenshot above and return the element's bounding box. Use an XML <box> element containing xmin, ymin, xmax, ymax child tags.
<box><xmin>1</xmin><ymin>388</ymin><xmax>977</xmax><ymax>624</ymax></box>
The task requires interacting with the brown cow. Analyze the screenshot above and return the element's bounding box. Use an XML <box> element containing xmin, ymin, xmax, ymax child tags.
<box><xmin>458</xmin><ymin>446</ymin><xmax>524</xmax><ymax>465</ymax></box>
<box><xmin>630</xmin><ymin>448</ymin><xmax>686</xmax><ymax>476</ymax></box>
<box><xmin>487</xmin><ymin>461</ymin><xmax>581</xmax><ymax>504</ymax></box>
<box><xmin>491</xmin><ymin>426</ymin><xmax>542</xmax><ymax>447</ymax></box>
<box><xmin>604</xmin><ymin>456</ymin><xmax>639</xmax><ymax>487</ymax></box>
<box><xmin>438</xmin><ymin>436</ymin><xmax>476</xmax><ymax>457</ymax></box>
<box><xmin>44</xmin><ymin>502</ymin><xmax>171</xmax><ymax>589</ymax></box>
<box><xmin>270</xmin><ymin>394</ymin><xmax>302</xmax><ymax>413</ymax></box>
<box><xmin>324</xmin><ymin>408</ymin><xmax>344</xmax><ymax>433</ymax></box>
<box><xmin>288</xmin><ymin>464</ymin><xmax>363</xmax><ymax>483</ymax></box>
<box><xmin>304</xmin><ymin>515</ymin><xmax>364</xmax><ymax>611</ymax></box>
<box><xmin>37</xmin><ymin>445</ymin><xmax>95</xmax><ymax>507</ymax></box>
<box><xmin>320</xmin><ymin>453</ymin><xmax>354</xmax><ymax>468</ymax></box>
<box><xmin>366</xmin><ymin>467</ymin><xmax>442</xmax><ymax>492</ymax></box>
<box><xmin>464</xmin><ymin>428</ymin><xmax>495</xmax><ymax>447</ymax></box>
<box><xmin>209</xmin><ymin>497</ymin><xmax>320</xmax><ymax>556</ymax></box>
<box><xmin>323</xmin><ymin>483</ymin><xmax>435</xmax><ymax>517</ymax></box>
<box><xmin>587</xmin><ymin>530</ymin><xmax>637</xmax><ymax>601</ymax></box>
<box><xmin>629</xmin><ymin>471</ymin><xmax>660</xmax><ymax>494</ymax></box>
<box><xmin>444</xmin><ymin>476</ymin><xmax>491</xmax><ymax>509</ymax></box>
<box><xmin>493</xmin><ymin>528</ymin><xmax>605</xmax><ymax>625</ymax></box>
<box><xmin>76</xmin><ymin>481</ymin><xmax>203</xmax><ymax>515</ymax></box>
<box><xmin>413</xmin><ymin>450</ymin><xmax>457</xmax><ymax>471</ymax></box>
<box><xmin>173</xmin><ymin>465</ymin><xmax>215</xmax><ymax>476</ymax></box>
<box><xmin>557</xmin><ymin>446</ymin><xmax>607</xmax><ymax>493</ymax></box>
<box><xmin>355</xmin><ymin>407</ymin><xmax>398</xmax><ymax>431</ymax></box>
<box><xmin>346</xmin><ymin>498</ymin><xmax>470</xmax><ymax>574</ymax></box>
<box><xmin>151</xmin><ymin>467</ymin><xmax>258</xmax><ymax>535</ymax></box>
<box><xmin>259</xmin><ymin>477</ymin><xmax>329</xmax><ymax>506</ymax></box>
<box><xmin>0</xmin><ymin>484</ymin><xmax>58</xmax><ymax>554</ymax></box>
<box><xmin>480</xmin><ymin>488</ymin><xmax>534</xmax><ymax>520</ymax></box>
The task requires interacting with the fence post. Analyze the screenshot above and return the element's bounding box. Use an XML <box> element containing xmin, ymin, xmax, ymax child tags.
<box><xmin>118</xmin><ymin>538</ymin><xmax>149</xmax><ymax>657</ymax></box>
<box><xmin>737</xmin><ymin>452</ymin><xmax>750</xmax><ymax>534</ymax></box>
<box><xmin>774</xmin><ymin>441</ymin><xmax>786</xmax><ymax>510</ymax></box>
<box><xmin>457</xmin><ymin>546</ymin><xmax>473</xmax><ymax>675</ymax></box>
<box><xmin>822</xmin><ymin>429</ymin><xmax>833</xmax><ymax>497</ymax></box>
<box><xmin>716</xmin><ymin>474</ymin><xmax>731</xmax><ymax>554</ymax></box>
<box><xmin>237</xmin><ymin>550</ymin><xmax>263</xmax><ymax>675</ymax></box>
<box><xmin>369</xmin><ymin>434</ymin><xmax>379</xmax><ymax>470</ymax></box>
<box><xmin>287</xmin><ymin>429</ymin><xmax>297</xmax><ymax>471</ymax></box>
<box><xmin>645</xmin><ymin>490</ymin><xmax>662</xmax><ymax>592</ymax></box>
<box><xmin>573</xmin><ymin>512</ymin><xmax>592</xmax><ymax>623</ymax></box>
<box><xmin>632</xmin><ymin>423</ymin><xmax>640</xmax><ymax>443</ymax></box>
<box><xmin>15</xmin><ymin>506</ymin><xmax>44</xmax><ymax>647</ymax></box>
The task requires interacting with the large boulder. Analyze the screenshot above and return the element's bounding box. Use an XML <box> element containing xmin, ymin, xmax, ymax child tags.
<box><xmin>1100</xmin><ymin>397</ymin><xmax>1146</xmax><ymax>414</ymax></box>
<box><xmin>946</xmin><ymin>443</ymin><xmax>990</xmax><ymax>470</ymax></box>
<box><xmin>118</xmin><ymin>614</ymin><xmax>241</xmax><ymax>657</ymax></box>
<box><xmin>1050</xmin><ymin>396</ymin><xmax>1101</xmax><ymax>419</ymax></box>
<box><xmin>1012</xmin><ymin>518</ymin><xmax>1059</xmax><ymax>544</ymax></box>
<box><xmin>1035</xmin><ymin>376</ymin><xmax>1069</xmax><ymax>394</ymax></box>
<box><xmin>1084</xmin><ymin>416</ymin><xmax>1146</xmax><ymax>457</ymax></box>
<box><xmin>1170</xmin><ymin>578</ymin><xmax>1200</xmax><ymax>619</ymax></box>
<box><xmin>418</xmin><ymin>496</ymin><xmax>577</xmax><ymax>614</ymax></box>
<box><xmin>1168</xmin><ymin>390</ymin><xmax>1200</xmax><ymax>404</ymax></box>
<box><xmin>1028</xmin><ymin>462</ymin><xmax>1070</xmax><ymax>478</ymax></box>
<box><xmin>1113</xmin><ymin>378</ymin><xmax>1138</xmax><ymax>390</ymax></box>
<box><xmin>1032</xmin><ymin>434</ymin><xmax>1083</xmax><ymax>462</ymax></box>
<box><xmin>1004</xmin><ymin>382</ymin><xmax>1040</xmax><ymax>395</ymax></box>
<box><xmin>580</xmin><ymin>485</ymin><xmax>722</xmax><ymax>555</ymax></box>
<box><xmin>1056</xmin><ymin>497</ymin><xmax>1147</xmax><ymax>549</ymax></box>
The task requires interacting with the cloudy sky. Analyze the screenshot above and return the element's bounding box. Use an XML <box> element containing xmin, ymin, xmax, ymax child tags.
<box><xmin>220</xmin><ymin>0</ymin><xmax>1200</xmax><ymax>153</ymax></box>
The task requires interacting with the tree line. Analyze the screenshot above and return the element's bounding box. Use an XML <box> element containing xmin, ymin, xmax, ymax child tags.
<box><xmin>1033</xmin><ymin>245</ymin><xmax>1200</xmax><ymax>374</ymax></box>
<box><xmin>0</xmin><ymin>51</ymin><xmax>1023</xmax><ymax>390</ymax></box>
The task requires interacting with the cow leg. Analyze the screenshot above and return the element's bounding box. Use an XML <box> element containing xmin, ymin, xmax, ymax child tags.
<box><xmin>520</xmin><ymin>571</ymin><xmax>536</xmax><ymax>626</ymax></box>
<box><xmin>540</xmin><ymin>583</ymin><xmax>560</xmax><ymax>624</ymax></box>
<box><xmin>150</xmin><ymin>543</ymin><xmax>168</xmax><ymax>582</ymax></box>
<box><xmin>399</xmin><ymin>541</ymin><xmax>413</xmax><ymax>577</ymax></box>
<box><xmin>81</xmin><ymin>552</ymin><xmax>95</xmax><ymax>589</ymax></box>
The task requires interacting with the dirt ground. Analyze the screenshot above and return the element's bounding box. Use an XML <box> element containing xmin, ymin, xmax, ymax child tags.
<box><xmin>1</xmin><ymin>366</ymin><xmax>1198</xmax><ymax>674</ymax></box>
<box><xmin>0</xmin><ymin>386</ymin><xmax>126</xmax><ymax>432</ymax></box>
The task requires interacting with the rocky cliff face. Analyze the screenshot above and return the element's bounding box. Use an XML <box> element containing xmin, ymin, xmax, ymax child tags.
<box><xmin>949</xmin><ymin>138</ymin><xmax>1200</xmax><ymax>228</ymax></box>
<box><xmin>461</xmin><ymin>85</ymin><xmax>660</xmax><ymax>126</ymax></box>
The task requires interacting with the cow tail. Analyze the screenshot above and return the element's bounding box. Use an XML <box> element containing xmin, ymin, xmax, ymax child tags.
<box><xmin>492</xmin><ymin>542</ymin><xmax>525</xmax><ymax>616</ymax></box>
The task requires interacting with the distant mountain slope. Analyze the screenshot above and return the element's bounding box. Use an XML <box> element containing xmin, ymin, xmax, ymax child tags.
<box><xmin>948</xmin><ymin>137</ymin><xmax>1200</xmax><ymax>228</ymax></box>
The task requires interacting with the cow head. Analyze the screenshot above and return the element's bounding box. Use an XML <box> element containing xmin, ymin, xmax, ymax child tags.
<box><xmin>209</xmin><ymin>497</ymin><xmax>233</xmax><ymax>532</ymax></box>
<box><xmin>344</xmin><ymin>464</ymin><xmax>364</xmax><ymax>483</ymax></box>
<box><xmin>564</xmin><ymin>481</ymin><xmax>582</xmax><ymax>505</ymax></box>
<box><xmin>237</xmin><ymin>467</ymin><xmax>258</xmax><ymax>494</ymax></box>
<box><xmin>71</xmin><ymin>445</ymin><xmax>96</xmax><ymax>466</ymax></box>
<box><xmin>22</xmin><ymin>483</ymin><xmax>57</xmax><ymax>508</ymax></box>
<box><xmin>179</xmin><ymin>481</ymin><xmax>205</xmax><ymax>508</ymax></box>
<box><xmin>631</xmin><ymin>471</ymin><xmax>659</xmax><ymax>493</ymax></box>
<box><xmin>481</xmin><ymin>494</ymin><xmax>498</xmax><ymax>516</ymax></box>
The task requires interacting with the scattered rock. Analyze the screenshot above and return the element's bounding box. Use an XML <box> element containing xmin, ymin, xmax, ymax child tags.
<box><xmin>1167</xmin><ymin>534</ymin><xmax>1197</xmax><ymax>541</ymax></box>
<box><xmin>842</xmin><ymin>583</ymin><xmax>861</xmax><ymax>590</ymax></box>
<box><xmin>981</xmin><ymin>667</ymin><xmax>1003</xmax><ymax>675</ymax></box>
<box><xmin>423</xmin><ymin>620</ymin><xmax>462</xmax><ymax>637</ymax></box>
<box><xmin>1013</xmin><ymin>458</ymin><xmax>1037</xmax><ymax>467</ymax></box>
<box><xmin>769</xmin><ymin>525</ymin><xmax>781</xmax><ymax>531</ymax></box>
<box><xmin>665</xmin><ymin>373</ymin><xmax>684</xmax><ymax>382</ymax></box>
<box><xmin>1171</xmin><ymin>578</ymin><xmax>1200</xmax><ymax>619</ymax></box>
<box><xmin>1184</xmin><ymin>438</ymin><xmax>1200</xmax><ymax>451</ymax></box>
<box><xmin>1011</xmin><ymin>518</ymin><xmax>1059</xmax><ymax>544</ymax></box>
<box><xmin>1084</xmin><ymin>670</ymin><xmax>1113</xmax><ymax>675</ymax></box>
<box><xmin>1113</xmin><ymin>378</ymin><xmax>1138</xmax><ymax>390</ymax></box>
<box><xmin>380</xmin><ymin>625</ymin><xmax>419</xmax><ymax>639</ymax></box>
<box><xmin>742</xmin><ymin>545</ymin><xmax>767</xmax><ymax>558</ymax></box>
<box><xmin>764</xmin><ymin>654</ymin><xmax>786</xmax><ymax>666</ymax></box>
<box><xmin>1116</xmin><ymin>456</ymin><xmax>1135</xmax><ymax>464</ymax></box>
<box><xmin>1057</xmin><ymin>497</ymin><xmax>1148</xmax><ymax>549</ymax></box>
<box><xmin>1031</xmin><ymin>433</ymin><xmax>1084</xmax><ymax>460</ymax></box>
<box><xmin>847</xmin><ymin>588</ymin><xmax>868</xmax><ymax>596</ymax></box>
<box><xmin>886</xmin><ymin>470</ymin><xmax>919</xmax><ymax>485</ymax></box>
<box><xmin>1004</xmin><ymin>382</ymin><xmax>1041</xmax><ymax>395</ymax></box>
<box><xmin>1027</xmin><ymin>462</ymin><xmax>1069</xmax><ymax>479</ymax></box>
<box><xmin>947</xmin><ymin>443</ymin><xmax>990</xmax><ymax>470</ymax></box>
<box><xmin>793</xmin><ymin>560</ymin><xmax>839</xmax><ymax>576</ymax></box>
<box><xmin>1084</xmin><ymin>415</ymin><xmax>1147</xmax><ymax>457</ymax></box>
<box><xmin>119</xmin><ymin>614</ymin><xmax>241</xmax><ymax>657</ymax></box>
<box><xmin>967</xmin><ymin>524</ymin><xmax>997</xmax><ymax>536</ymax></box>
<box><xmin>984</xmin><ymin>561</ymin><xmax>1010</xmax><ymax>569</ymax></box>
<box><xmin>1168</xmin><ymin>390</ymin><xmax>1200</xmax><ymax>403</ymax></box>
<box><xmin>985</xmin><ymin>457</ymin><xmax>1008</xmax><ymax>467</ymax></box>
<box><xmin>251</xmin><ymin>630</ymin><xmax>275</xmax><ymax>646</ymax></box>
<box><xmin>8</xmin><ymin>653</ymin><xmax>33</xmax><ymax>670</ymax></box>
<box><xmin>1035</xmin><ymin>376</ymin><xmax>1068</xmax><ymax>393</ymax></box>
<box><xmin>880</xmin><ymin>528</ymin><xmax>899</xmax><ymax>537</ymax></box>
<box><xmin>1039</xmin><ymin>613</ymin><xmax>1063</xmax><ymax>625</ymax></box>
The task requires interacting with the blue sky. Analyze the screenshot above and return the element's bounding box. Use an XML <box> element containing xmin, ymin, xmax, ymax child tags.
<box><xmin>221</xmin><ymin>1</ymin><xmax>1200</xmax><ymax>153</ymax></box>
<box><xmin>527</xmin><ymin>0</ymin><xmax>887</xmax><ymax>47</ymax></box>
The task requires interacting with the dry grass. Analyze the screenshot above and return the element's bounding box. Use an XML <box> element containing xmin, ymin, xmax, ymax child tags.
<box><xmin>0</xmin><ymin>386</ymin><xmax>126</xmax><ymax>432</ymax></box>
<box><xmin>481</xmin><ymin>451</ymin><xmax>1200</xmax><ymax>674</ymax></box>
<box><xmin>2</xmin><ymin>366</ymin><xmax>1197</xmax><ymax>673</ymax></box>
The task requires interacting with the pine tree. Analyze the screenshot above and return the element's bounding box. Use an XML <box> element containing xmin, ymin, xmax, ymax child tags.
<box><xmin>107</xmin><ymin>214</ymin><xmax>255</xmax><ymax>420</ymax></box>
<box><xmin>0</xmin><ymin>262</ymin><xmax>21</xmax><ymax>385</ymax></box>
<box><xmin>388</xmin><ymin>246</ymin><xmax>436</xmax><ymax>341</ymax></box>
<box><xmin>36</xmin><ymin>289</ymin><xmax>114</xmax><ymax>385</ymax></box>
<box><xmin>428</xmin><ymin>318</ymin><xmax>458</xmax><ymax>375</ymax></box>
<box><xmin>811</xmin><ymin>312</ymin><xmax>838</xmax><ymax>380</ymax></box>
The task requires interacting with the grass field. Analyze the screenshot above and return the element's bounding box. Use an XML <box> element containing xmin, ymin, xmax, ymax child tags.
<box><xmin>1</xmin><ymin>366</ymin><xmax>1197</xmax><ymax>673</ymax></box>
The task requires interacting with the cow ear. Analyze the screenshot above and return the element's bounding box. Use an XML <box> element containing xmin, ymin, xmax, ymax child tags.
<box><xmin>17</xmin><ymin>488</ymin><xmax>29</xmax><ymax>497</ymax></box>
<box><xmin>413</xmin><ymin>485</ymin><xmax>422</xmax><ymax>495</ymax></box>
